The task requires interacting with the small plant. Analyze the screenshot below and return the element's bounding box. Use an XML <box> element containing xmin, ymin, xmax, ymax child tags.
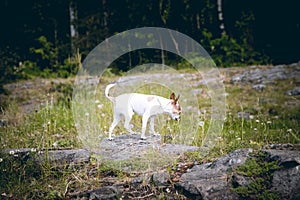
<box><xmin>232</xmin><ymin>151</ymin><xmax>282</xmax><ymax>199</ymax></box>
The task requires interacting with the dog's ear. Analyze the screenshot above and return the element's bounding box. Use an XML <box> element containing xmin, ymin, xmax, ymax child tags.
<box><xmin>176</xmin><ymin>94</ymin><xmax>180</xmax><ymax>102</ymax></box>
<box><xmin>170</xmin><ymin>92</ymin><xmax>175</xmax><ymax>100</ymax></box>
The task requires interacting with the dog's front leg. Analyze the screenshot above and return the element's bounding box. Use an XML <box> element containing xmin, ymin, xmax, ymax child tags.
<box><xmin>141</xmin><ymin>114</ymin><xmax>150</xmax><ymax>140</ymax></box>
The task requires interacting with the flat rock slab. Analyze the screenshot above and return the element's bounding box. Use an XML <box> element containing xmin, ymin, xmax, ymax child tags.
<box><xmin>1</xmin><ymin>148</ymin><xmax>90</xmax><ymax>167</ymax></box>
<box><xmin>95</xmin><ymin>134</ymin><xmax>199</xmax><ymax>172</ymax></box>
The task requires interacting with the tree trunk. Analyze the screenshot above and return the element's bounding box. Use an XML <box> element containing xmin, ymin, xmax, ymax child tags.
<box><xmin>69</xmin><ymin>0</ymin><xmax>79</xmax><ymax>56</ymax></box>
<box><xmin>217</xmin><ymin>0</ymin><xmax>225</xmax><ymax>33</ymax></box>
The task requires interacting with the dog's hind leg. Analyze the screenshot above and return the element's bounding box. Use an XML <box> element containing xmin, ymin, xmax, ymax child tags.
<box><xmin>124</xmin><ymin>110</ymin><xmax>135</xmax><ymax>134</ymax></box>
<box><xmin>149</xmin><ymin>116</ymin><xmax>159</xmax><ymax>136</ymax></box>
<box><xmin>108</xmin><ymin>114</ymin><xmax>121</xmax><ymax>140</ymax></box>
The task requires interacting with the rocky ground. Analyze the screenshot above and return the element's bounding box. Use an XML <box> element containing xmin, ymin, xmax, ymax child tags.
<box><xmin>3</xmin><ymin>144</ymin><xmax>299</xmax><ymax>199</ymax></box>
<box><xmin>1</xmin><ymin>62</ymin><xmax>300</xmax><ymax>199</ymax></box>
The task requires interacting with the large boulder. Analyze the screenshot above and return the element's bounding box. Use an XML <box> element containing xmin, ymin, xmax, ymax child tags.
<box><xmin>175</xmin><ymin>148</ymin><xmax>253</xmax><ymax>199</ymax></box>
<box><xmin>175</xmin><ymin>147</ymin><xmax>300</xmax><ymax>200</ymax></box>
<box><xmin>263</xmin><ymin>149</ymin><xmax>300</xmax><ymax>200</ymax></box>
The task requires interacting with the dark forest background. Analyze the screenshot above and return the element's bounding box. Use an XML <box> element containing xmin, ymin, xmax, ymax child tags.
<box><xmin>0</xmin><ymin>0</ymin><xmax>299</xmax><ymax>88</ymax></box>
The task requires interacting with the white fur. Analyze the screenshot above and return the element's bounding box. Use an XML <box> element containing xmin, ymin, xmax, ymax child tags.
<box><xmin>105</xmin><ymin>83</ymin><xmax>181</xmax><ymax>140</ymax></box>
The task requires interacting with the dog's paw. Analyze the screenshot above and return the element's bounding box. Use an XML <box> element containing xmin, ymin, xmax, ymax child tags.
<box><xmin>130</xmin><ymin>131</ymin><xmax>137</xmax><ymax>135</ymax></box>
<box><xmin>140</xmin><ymin>136</ymin><xmax>147</xmax><ymax>140</ymax></box>
<box><xmin>150</xmin><ymin>131</ymin><xmax>160</xmax><ymax>136</ymax></box>
<box><xmin>108</xmin><ymin>137</ymin><xmax>114</xmax><ymax>141</ymax></box>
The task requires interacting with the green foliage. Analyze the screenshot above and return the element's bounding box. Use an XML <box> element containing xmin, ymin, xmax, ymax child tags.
<box><xmin>203</xmin><ymin>31</ymin><xmax>269</xmax><ymax>67</ymax></box>
<box><xmin>31</xmin><ymin>36</ymin><xmax>59</xmax><ymax>71</ymax></box>
<box><xmin>232</xmin><ymin>151</ymin><xmax>282</xmax><ymax>199</ymax></box>
<box><xmin>0</xmin><ymin>1</ymin><xmax>278</xmax><ymax>83</ymax></box>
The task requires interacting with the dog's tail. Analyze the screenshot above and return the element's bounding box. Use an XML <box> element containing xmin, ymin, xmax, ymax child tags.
<box><xmin>105</xmin><ymin>83</ymin><xmax>116</xmax><ymax>102</ymax></box>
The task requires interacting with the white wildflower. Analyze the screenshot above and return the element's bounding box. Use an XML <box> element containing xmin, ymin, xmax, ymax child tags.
<box><xmin>52</xmin><ymin>141</ymin><xmax>58</xmax><ymax>148</ymax></box>
<box><xmin>0</xmin><ymin>158</ymin><xmax>3</xmax><ymax>163</ymax></box>
<box><xmin>97</xmin><ymin>104</ymin><xmax>103</xmax><ymax>109</ymax></box>
<box><xmin>255</xmin><ymin>119</ymin><xmax>260</xmax><ymax>123</ymax></box>
<box><xmin>198</xmin><ymin>121</ymin><xmax>205</xmax><ymax>127</ymax></box>
<box><xmin>101</xmin><ymin>113</ymin><xmax>106</xmax><ymax>117</ymax></box>
<box><xmin>85</xmin><ymin>112</ymin><xmax>89</xmax><ymax>117</ymax></box>
<box><xmin>95</xmin><ymin>100</ymin><xmax>100</xmax><ymax>104</ymax></box>
<box><xmin>9</xmin><ymin>150</ymin><xmax>15</xmax><ymax>155</ymax></box>
<box><xmin>287</xmin><ymin>129</ymin><xmax>292</xmax><ymax>133</ymax></box>
<box><xmin>249</xmin><ymin>115</ymin><xmax>254</xmax><ymax>120</ymax></box>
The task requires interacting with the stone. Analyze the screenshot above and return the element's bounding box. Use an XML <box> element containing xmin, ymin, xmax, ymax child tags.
<box><xmin>96</xmin><ymin>134</ymin><xmax>199</xmax><ymax>172</ymax></box>
<box><xmin>237</xmin><ymin>112</ymin><xmax>250</xmax><ymax>120</ymax></box>
<box><xmin>232</xmin><ymin>173</ymin><xmax>252</xmax><ymax>188</ymax></box>
<box><xmin>131</xmin><ymin>174</ymin><xmax>151</xmax><ymax>185</ymax></box>
<box><xmin>69</xmin><ymin>186</ymin><xmax>121</xmax><ymax>200</ymax></box>
<box><xmin>252</xmin><ymin>84</ymin><xmax>265</xmax><ymax>91</ymax></box>
<box><xmin>262</xmin><ymin>149</ymin><xmax>300</xmax><ymax>167</ymax></box>
<box><xmin>152</xmin><ymin>171</ymin><xmax>170</xmax><ymax>187</ymax></box>
<box><xmin>175</xmin><ymin>148</ymin><xmax>253</xmax><ymax>199</ymax></box>
<box><xmin>271</xmin><ymin>166</ymin><xmax>300</xmax><ymax>200</ymax></box>
<box><xmin>230</xmin><ymin>63</ymin><xmax>300</xmax><ymax>85</ymax></box>
<box><xmin>89</xmin><ymin>186</ymin><xmax>121</xmax><ymax>200</ymax></box>
<box><xmin>2</xmin><ymin>148</ymin><xmax>90</xmax><ymax>167</ymax></box>
<box><xmin>175</xmin><ymin>148</ymin><xmax>300</xmax><ymax>199</ymax></box>
<box><xmin>286</xmin><ymin>87</ymin><xmax>300</xmax><ymax>96</ymax></box>
<box><xmin>0</xmin><ymin>119</ymin><xmax>7</xmax><ymax>127</ymax></box>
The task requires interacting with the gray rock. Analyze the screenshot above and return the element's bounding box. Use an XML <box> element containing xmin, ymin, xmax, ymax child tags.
<box><xmin>37</xmin><ymin>148</ymin><xmax>90</xmax><ymax>166</ymax></box>
<box><xmin>131</xmin><ymin>174</ymin><xmax>151</xmax><ymax>185</ymax></box>
<box><xmin>271</xmin><ymin>167</ymin><xmax>300</xmax><ymax>200</ymax></box>
<box><xmin>2</xmin><ymin>148</ymin><xmax>90</xmax><ymax>167</ymax></box>
<box><xmin>70</xmin><ymin>186</ymin><xmax>121</xmax><ymax>200</ymax></box>
<box><xmin>152</xmin><ymin>172</ymin><xmax>170</xmax><ymax>187</ymax></box>
<box><xmin>230</xmin><ymin>63</ymin><xmax>300</xmax><ymax>85</ymax></box>
<box><xmin>262</xmin><ymin>149</ymin><xmax>300</xmax><ymax>167</ymax></box>
<box><xmin>230</xmin><ymin>75</ymin><xmax>243</xmax><ymax>83</ymax></box>
<box><xmin>175</xmin><ymin>148</ymin><xmax>253</xmax><ymax>199</ymax></box>
<box><xmin>0</xmin><ymin>119</ymin><xmax>7</xmax><ymax>127</ymax></box>
<box><xmin>286</xmin><ymin>87</ymin><xmax>300</xmax><ymax>96</ymax></box>
<box><xmin>232</xmin><ymin>173</ymin><xmax>252</xmax><ymax>187</ymax></box>
<box><xmin>96</xmin><ymin>134</ymin><xmax>199</xmax><ymax>172</ymax></box>
<box><xmin>175</xmin><ymin>148</ymin><xmax>300</xmax><ymax>199</ymax></box>
<box><xmin>88</xmin><ymin>186</ymin><xmax>120</xmax><ymax>200</ymax></box>
<box><xmin>237</xmin><ymin>112</ymin><xmax>250</xmax><ymax>120</ymax></box>
<box><xmin>252</xmin><ymin>84</ymin><xmax>265</xmax><ymax>91</ymax></box>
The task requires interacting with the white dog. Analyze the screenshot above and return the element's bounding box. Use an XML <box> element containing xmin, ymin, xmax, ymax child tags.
<box><xmin>105</xmin><ymin>83</ymin><xmax>181</xmax><ymax>140</ymax></box>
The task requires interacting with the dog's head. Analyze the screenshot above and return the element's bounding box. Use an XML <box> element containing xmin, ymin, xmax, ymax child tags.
<box><xmin>169</xmin><ymin>93</ymin><xmax>181</xmax><ymax>121</ymax></box>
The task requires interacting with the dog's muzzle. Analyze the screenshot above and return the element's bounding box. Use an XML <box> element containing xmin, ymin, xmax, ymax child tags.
<box><xmin>173</xmin><ymin>115</ymin><xmax>180</xmax><ymax>121</ymax></box>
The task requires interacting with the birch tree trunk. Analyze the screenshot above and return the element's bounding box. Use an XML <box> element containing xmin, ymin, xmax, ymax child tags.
<box><xmin>69</xmin><ymin>0</ymin><xmax>79</xmax><ymax>56</ymax></box>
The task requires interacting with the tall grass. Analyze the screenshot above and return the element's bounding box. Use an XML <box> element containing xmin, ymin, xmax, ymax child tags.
<box><xmin>0</xmin><ymin>95</ymin><xmax>78</xmax><ymax>149</ymax></box>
